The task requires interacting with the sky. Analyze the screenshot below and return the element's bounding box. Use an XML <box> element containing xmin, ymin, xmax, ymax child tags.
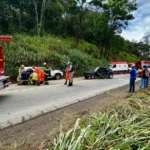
<box><xmin>121</xmin><ymin>0</ymin><xmax>150</xmax><ymax>42</ymax></box>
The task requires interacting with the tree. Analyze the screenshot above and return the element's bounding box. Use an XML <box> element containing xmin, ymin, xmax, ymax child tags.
<box><xmin>33</xmin><ymin>0</ymin><xmax>47</xmax><ymax>36</ymax></box>
<box><xmin>90</xmin><ymin>0</ymin><xmax>137</xmax><ymax>58</ymax></box>
<box><xmin>63</xmin><ymin>0</ymin><xmax>90</xmax><ymax>46</ymax></box>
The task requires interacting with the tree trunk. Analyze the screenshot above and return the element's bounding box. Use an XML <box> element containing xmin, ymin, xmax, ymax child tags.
<box><xmin>33</xmin><ymin>0</ymin><xmax>39</xmax><ymax>36</ymax></box>
<box><xmin>33</xmin><ymin>0</ymin><xmax>47</xmax><ymax>36</ymax></box>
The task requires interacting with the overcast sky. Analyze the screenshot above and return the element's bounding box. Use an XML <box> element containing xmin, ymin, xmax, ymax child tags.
<box><xmin>121</xmin><ymin>0</ymin><xmax>150</xmax><ymax>42</ymax></box>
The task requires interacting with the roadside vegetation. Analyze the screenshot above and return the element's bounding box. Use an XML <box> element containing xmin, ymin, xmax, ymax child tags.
<box><xmin>4</xmin><ymin>34</ymin><xmax>140</xmax><ymax>81</ymax></box>
<box><xmin>3</xmin><ymin>34</ymin><xmax>108</xmax><ymax>80</ymax></box>
<box><xmin>48</xmin><ymin>90</ymin><xmax>150</xmax><ymax>150</ymax></box>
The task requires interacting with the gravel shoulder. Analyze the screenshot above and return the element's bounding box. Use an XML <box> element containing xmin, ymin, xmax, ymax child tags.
<box><xmin>0</xmin><ymin>82</ymin><xmax>139</xmax><ymax>150</ymax></box>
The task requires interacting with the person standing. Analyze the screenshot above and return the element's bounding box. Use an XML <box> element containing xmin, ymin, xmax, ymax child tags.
<box><xmin>18</xmin><ymin>65</ymin><xmax>25</xmax><ymax>77</ymax></box>
<box><xmin>17</xmin><ymin>65</ymin><xmax>25</xmax><ymax>85</ymax></box>
<box><xmin>64</xmin><ymin>64</ymin><xmax>70</xmax><ymax>85</ymax></box>
<box><xmin>139</xmin><ymin>66</ymin><xmax>148</xmax><ymax>89</ymax></box>
<box><xmin>43</xmin><ymin>62</ymin><xmax>50</xmax><ymax>85</ymax></box>
<box><xmin>129</xmin><ymin>64</ymin><xmax>137</xmax><ymax>92</ymax></box>
<box><xmin>68</xmin><ymin>62</ymin><xmax>74</xmax><ymax>86</ymax></box>
<box><xmin>147</xmin><ymin>66</ymin><xmax>150</xmax><ymax>87</ymax></box>
<box><xmin>145</xmin><ymin>66</ymin><xmax>149</xmax><ymax>88</ymax></box>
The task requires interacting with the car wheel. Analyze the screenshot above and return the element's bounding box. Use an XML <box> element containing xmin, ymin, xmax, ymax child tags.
<box><xmin>109</xmin><ymin>74</ymin><xmax>113</xmax><ymax>79</ymax></box>
<box><xmin>55</xmin><ymin>74</ymin><xmax>61</xmax><ymax>80</ymax></box>
<box><xmin>85</xmin><ymin>76</ymin><xmax>88</xmax><ymax>79</ymax></box>
<box><xmin>91</xmin><ymin>75</ymin><xmax>95</xmax><ymax>79</ymax></box>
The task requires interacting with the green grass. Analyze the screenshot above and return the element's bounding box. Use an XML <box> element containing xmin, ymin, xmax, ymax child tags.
<box><xmin>49</xmin><ymin>91</ymin><xmax>150</xmax><ymax>150</ymax></box>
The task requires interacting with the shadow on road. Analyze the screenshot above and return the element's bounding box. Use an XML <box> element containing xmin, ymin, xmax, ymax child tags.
<box><xmin>0</xmin><ymin>95</ymin><xmax>12</xmax><ymax>104</ymax></box>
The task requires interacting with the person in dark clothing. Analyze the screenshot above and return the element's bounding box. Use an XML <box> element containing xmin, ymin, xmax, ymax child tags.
<box><xmin>67</xmin><ymin>62</ymin><xmax>74</xmax><ymax>86</ymax></box>
<box><xmin>129</xmin><ymin>64</ymin><xmax>137</xmax><ymax>92</ymax></box>
<box><xmin>21</xmin><ymin>70</ymin><xmax>28</xmax><ymax>85</ymax></box>
<box><xmin>26</xmin><ymin>68</ymin><xmax>34</xmax><ymax>79</ymax></box>
<box><xmin>43</xmin><ymin>62</ymin><xmax>50</xmax><ymax>85</ymax></box>
<box><xmin>139</xmin><ymin>66</ymin><xmax>148</xmax><ymax>89</ymax></box>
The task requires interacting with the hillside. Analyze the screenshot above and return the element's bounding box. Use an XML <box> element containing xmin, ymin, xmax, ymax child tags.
<box><xmin>3</xmin><ymin>34</ymin><xmax>139</xmax><ymax>80</ymax></box>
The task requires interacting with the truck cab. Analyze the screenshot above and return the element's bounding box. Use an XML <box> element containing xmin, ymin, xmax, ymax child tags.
<box><xmin>0</xmin><ymin>36</ymin><xmax>13</xmax><ymax>90</ymax></box>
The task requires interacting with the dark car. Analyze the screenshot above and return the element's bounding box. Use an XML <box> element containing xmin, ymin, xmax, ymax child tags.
<box><xmin>84</xmin><ymin>67</ymin><xmax>113</xmax><ymax>79</ymax></box>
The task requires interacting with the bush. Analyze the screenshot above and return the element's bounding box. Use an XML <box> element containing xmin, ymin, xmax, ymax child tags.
<box><xmin>3</xmin><ymin>34</ymin><xmax>108</xmax><ymax>80</ymax></box>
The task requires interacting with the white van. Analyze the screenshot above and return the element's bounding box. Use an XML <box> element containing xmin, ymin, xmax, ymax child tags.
<box><xmin>109</xmin><ymin>62</ymin><xmax>128</xmax><ymax>74</ymax></box>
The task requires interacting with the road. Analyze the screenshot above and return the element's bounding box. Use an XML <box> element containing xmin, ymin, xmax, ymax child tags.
<box><xmin>0</xmin><ymin>74</ymin><xmax>138</xmax><ymax>129</ymax></box>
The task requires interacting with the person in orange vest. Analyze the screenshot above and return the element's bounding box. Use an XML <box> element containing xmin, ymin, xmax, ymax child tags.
<box><xmin>64</xmin><ymin>64</ymin><xmax>70</xmax><ymax>85</ymax></box>
<box><xmin>39</xmin><ymin>69</ymin><xmax>45</xmax><ymax>84</ymax></box>
<box><xmin>32</xmin><ymin>66</ymin><xmax>40</xmax><ymax>74</ymax></box>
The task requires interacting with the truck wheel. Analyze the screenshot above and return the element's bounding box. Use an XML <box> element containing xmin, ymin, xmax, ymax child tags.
<box><xmin>55</xmin><ymin>74</ymin><xmax>61</xmax><ymax>80</ymax></box>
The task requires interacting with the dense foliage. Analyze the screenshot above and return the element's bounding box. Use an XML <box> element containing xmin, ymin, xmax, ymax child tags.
<box><xmin>0</xmin><ymin>0</ymin><xmax>140</xmax><ymax>58</ymax></box>
<box><xmin>3</xmin><ymin>34</ymin><xmax>108</xmax><ymax>80</ymax></box>
<box><xmin>49</xmin><ymin>91</ymin><xmax>150</xmax><ymax>149</ymax></box>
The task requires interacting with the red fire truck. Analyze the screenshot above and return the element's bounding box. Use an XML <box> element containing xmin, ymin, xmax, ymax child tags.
<box><xmin>0</xmin><ymin>36</ymin><xmax>13</xmax><ymax>90</ymax></box>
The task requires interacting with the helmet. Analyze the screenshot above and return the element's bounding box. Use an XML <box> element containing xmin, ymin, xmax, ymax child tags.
<box><xmin>21</xmin><ymin>65</ymin><xmax>24</xmax><ymax>67</ymax></box>
<box><xmin>43</xmin><ymin>62</ymin><xmax>47</xmax><ymax>66</ymax></box>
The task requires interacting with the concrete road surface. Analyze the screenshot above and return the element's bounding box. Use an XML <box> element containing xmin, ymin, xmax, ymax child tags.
<box><xmin>0</xmin><ymin>74</ymin><xmax>139</xmax><ymax>129</ymax></box>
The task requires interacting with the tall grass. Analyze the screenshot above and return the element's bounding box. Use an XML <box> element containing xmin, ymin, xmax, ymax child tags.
<box><xmin>49</xmin><ymin>92</ymin><xmax>150</xmax><ymax>150</ymax></box>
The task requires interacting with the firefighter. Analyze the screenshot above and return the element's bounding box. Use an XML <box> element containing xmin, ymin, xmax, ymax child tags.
<box><xmin>19</xmin><ymin>65</ymin><xmax>25</xmax><ymax>76</ymax></box>
<box><xmin>43</xmin><ymin>62</ymin><xmax>50</xmax><ymax>85</ymax></box>
<box><xmin>29</xmin><ymin>70</ymin><xmax>39</xmax><ymax>85</ymax></box>
<box><xmin>32</xmin><ymin>66</ymin><xmax>41</xmax><ymax>82</ymax></box>
<box><xmin>17</xmin><ymin>65</ymin><xmax>25</xmax><ymax>85</ymax></box>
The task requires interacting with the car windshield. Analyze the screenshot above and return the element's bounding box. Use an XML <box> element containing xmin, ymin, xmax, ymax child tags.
<box><xmin>94</xmin><ymin>67</ymin><xmax>99</xmax><ymax>72</ymax></box>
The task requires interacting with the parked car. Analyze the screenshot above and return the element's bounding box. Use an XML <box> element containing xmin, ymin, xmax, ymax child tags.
<box><xmin>38</xmin><ymin>67</ymin><xmax>63</xmax><ymax>80</ymax></box>
<box><xmin>84</xmin><ymin>67</ymin><xmax>113</xmax><ymax>79</ymax></box>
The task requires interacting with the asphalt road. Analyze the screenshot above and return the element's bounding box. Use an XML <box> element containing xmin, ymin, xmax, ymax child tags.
<box><xmin>0</xmin><ymin>74</ymin><xmax>138</xmax><ymax>129</ymax></box>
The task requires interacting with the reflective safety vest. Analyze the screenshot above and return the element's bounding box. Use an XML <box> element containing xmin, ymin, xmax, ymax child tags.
<box><xmin>30</xmin><ymin>72</ymin><xmax>38</xmax><ymax>81</ymax></box>
<box><xmin>44</xmin><ymin>66</ymin><xmax>50</xmax><ymax>76</ymax></box>
<box><xmin>40</xmin><ymin>70</ymin><xmax>45</xmax><ymax>81</ymax></box>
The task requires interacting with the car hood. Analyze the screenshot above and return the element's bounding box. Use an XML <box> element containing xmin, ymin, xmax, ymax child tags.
<box><xmin>52</xmin><ymin>70</ymin><xmax>63</xmax><ymax>74</ymax></box>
